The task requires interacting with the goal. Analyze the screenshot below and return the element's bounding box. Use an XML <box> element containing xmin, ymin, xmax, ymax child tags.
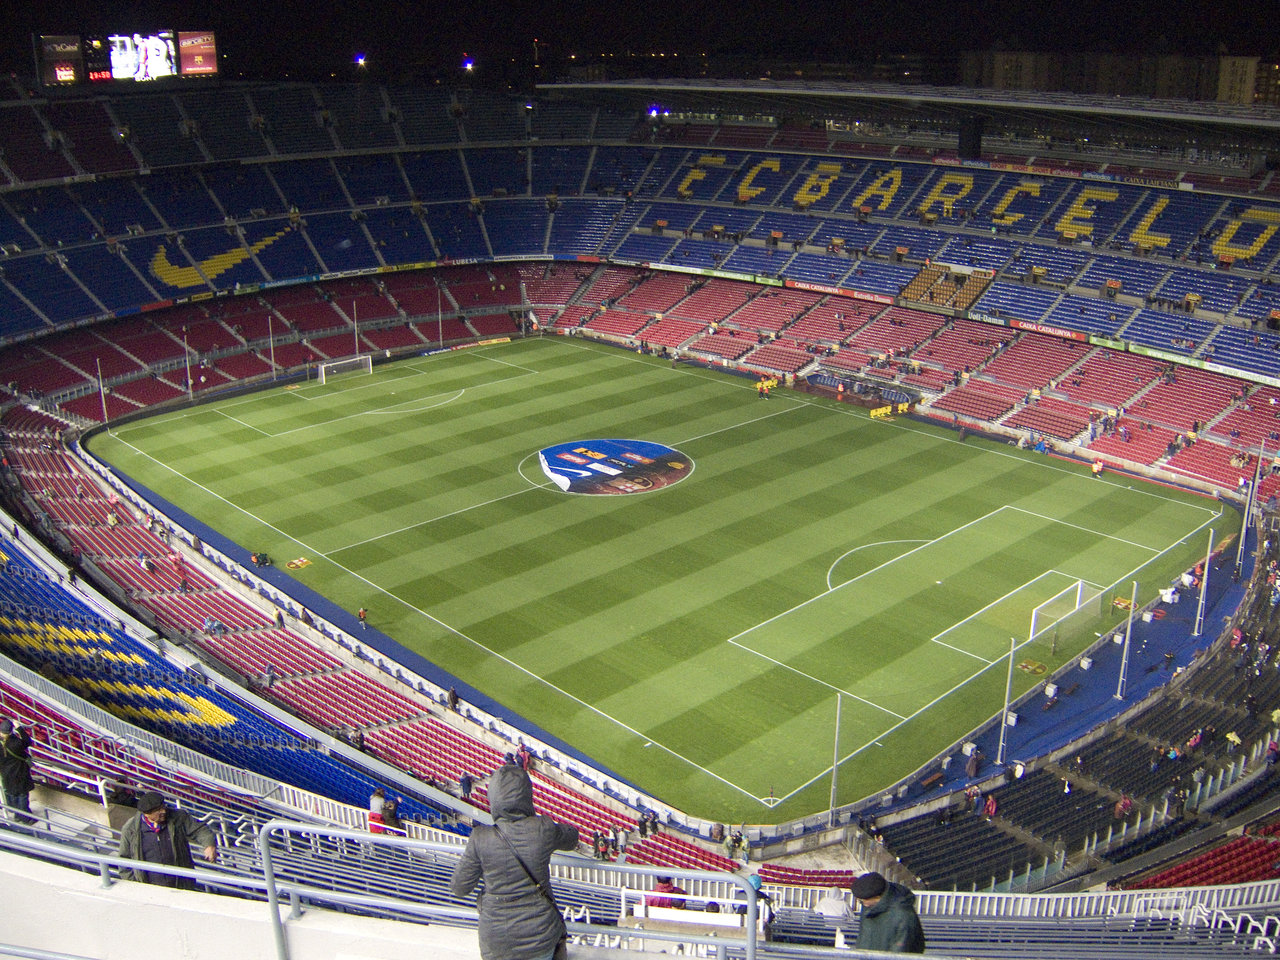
<box><xmin>1028</xmin><ymin>578</ymin><xmax>1104</xmax><ymax>643</ymax></box>
<box><xmin>317</xmin><ymin>354</ymin><xmax>373</xmax><ymax>385</ymax></box>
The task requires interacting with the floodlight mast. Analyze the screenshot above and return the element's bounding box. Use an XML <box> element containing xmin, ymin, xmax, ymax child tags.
<box><xmin>183</xmin><ymin>327</ymin><xmax>192</xmax><ymax>399</ymax></box>
<box><xmin>1236</xmin><ymin>441</ymin><xmax>1264</xmax><ymax>579</ymax></box>
<box><xmin>96</xmin><ymin>357</ymin><xmax>110</xmax><ymax>425</ymax></box>
<box><xmin>828</xmin><ymin>692</ymin><xmax>841</xmax><ymax>827</ymax></box>
<box><xmin>1193</xmin><ymin>529</ymin><xmax>1214</xmax><ymax>637</ymax></box>
<box><xmin>996</xmin><ymin>635</ymin><xmax>1016</xmax><ymax>766</ymax></box>
<box><xmin>1115</xmin><ymin>580</ymin><xmax>1138</xmax><ymax>700</ymax></box>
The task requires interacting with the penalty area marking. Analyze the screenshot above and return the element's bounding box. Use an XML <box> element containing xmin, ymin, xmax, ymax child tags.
<box><xmin>826</xmin><ymin>540</ymin><xmax>929</xmax><ymax>592</ymax></box>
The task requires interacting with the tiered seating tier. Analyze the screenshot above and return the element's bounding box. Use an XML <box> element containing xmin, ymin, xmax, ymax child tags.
<box><xmin>1131</xmin><ymin>827</ymin><xmax>1280</xmax><ymax>889</ymax></box>
<box><xmin>549</xmin><ymin>305</ymin><xmax>594</xmax><ymax>330</ymax></box>
<box><xmin>743</xmin><ymin>343</ymin><xmax>814</xmax><ymax>375</ymax></box>
<box><xmin>640</xmin><ymin>317</ymin><xmax>706</xmax><ymax>349</ymax></box>
<box><xmin>782</xmin><ymin>297</ymin><xmax>876</xmax><ymax>344</ymax></box>
<box><xmin>1085</xmin><ymin>420</ymin><xmax>1179</xmax><ymax>466</ymax></box>
<box><xmin>1055</xmin><ymin>351</ymin><xmax>1162</xmax><ymax>409</ymax></box>
<box><xmin>978</xmin><ymin>333</ymin><xmax>1088</xmax><ymax>390</ymax></box>
<box><xmin>579</xmin><ymin>266</ymin><xmax>642</xmax><ymax>305</ymax></box>
<box><xmin>1128</xmin><ymin>367</ymin><xmax>1240</xmax><ymax>432</ymax></box>
<box><xmin>362</xmin><ymin>325</ymin><xmax>426</xmax><ymax>351</ymax></box>
<box><xmin>364</xmin><ymin>717</ymin><xmax>502</xmax><ymax>787</ymax></box>
<box><xmin>757</xmin><ymin>863</ymin><xmax>855</xmax><ymax>888</ymax></box>
<box><xmin>583</xmin><ymin>309</ymin><xmax>650</xmax><ymax>338</ymax></box>
<box><xmin>908</xmin><ymin>319</ymin><xmax>1016</xmax><ymax>376</ymax></box>
<box><xmin>847</xmin><ymin>307</ymin><xmax>946</xmax><ymax>358</ymax></box>
<box><xmin>1164</xmin><ymin>441</ymin><xmax>1280</xmax><ymax>498</ymax></box>
<box><xmin>520</xmin><ymin>264</ymin><xmax>589</xmax><ymax>305</ymax></box>
<box><xmin>931</xmin><ymin>384</ymin><xmax>1018</xmax><ymax>422</ymax></box>
<box><xmin>618</xmin><ymin>273</ymin><xmax>691</xmax><ymax>313</ymax></box>
<box><xmin>1003</xmin><ymin>397</ymin><xmax>1094</xmax><ymax>441</ymax></box>
<box><xmin>819</xmin><ymin>348</ymin><xmax>876</xmax><ymax>375</ymax></box>
<box><xmin>269</xmin><ymin>670</ymin><xmax>428</xmax><ymax>728</ymax></box>
<box><xmin>624</xmin><ymin>831</ymin><xmax>738</xmax><ymax>873</ymax></box>
<box><xmin>668</xmin><ymin>279</ymin><xmax>754</xmax><ymax>324</ymax></box>
<box><xmin>1208</xmin><ymin>386</ymin><xmax>1280</xmax><ymax>447</ymax></box>
<box><xmin>687</xmin><ymin>332</ymin><xmax>754</xmax><ymax>361</ymax></box>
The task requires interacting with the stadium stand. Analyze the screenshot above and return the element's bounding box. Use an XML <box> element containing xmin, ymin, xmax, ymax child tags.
<box><xmin>11</xmin><ymin>75</ymin><xmax>1280</xmax><ymax>960</ymax></box>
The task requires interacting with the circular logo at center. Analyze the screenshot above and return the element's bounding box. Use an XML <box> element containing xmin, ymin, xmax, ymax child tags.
<box><xmin>538</xmin><ymin>439</ymin><xmax>692</xmax><ymax>495</ymax></box>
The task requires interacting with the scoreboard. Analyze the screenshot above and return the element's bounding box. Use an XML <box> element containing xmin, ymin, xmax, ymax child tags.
<box><xmin>38</xmin><ymin>31</ymin><xmax>218</xmax><ymax>85</ymax></box>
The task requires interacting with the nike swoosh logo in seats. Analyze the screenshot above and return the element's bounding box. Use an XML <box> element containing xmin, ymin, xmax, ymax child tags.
<box><xmin>149</xmin><ymin>227</ymin><xmax>292</xmax><ymax>289</ymax></box>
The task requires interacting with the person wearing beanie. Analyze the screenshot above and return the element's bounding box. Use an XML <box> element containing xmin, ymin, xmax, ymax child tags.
<box><xmin>850</xmin><ymin>871</ymin><xmax>925</xmax><ymax>954</ymax></box>
<box><xmin>116</xmin><ymin>791</ymin><xmax>217</xmax><ymax>889</ymax></box>
<box><xmin>0</xmin><ymin>718</ymin><xmax>36</xmax><ymax>824</ymax></box>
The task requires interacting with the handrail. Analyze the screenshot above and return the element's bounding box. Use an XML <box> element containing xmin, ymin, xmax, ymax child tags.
<box><xmin>256</xmin><ymin>818</ymin><xmax>762</xmax><ymax>960</ymax></box>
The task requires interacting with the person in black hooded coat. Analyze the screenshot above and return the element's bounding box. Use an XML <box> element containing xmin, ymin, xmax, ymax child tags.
<box><xmin>450</xmin><ymin>764</ymin><xmax>579</xmax><ymax>960</ymax></box>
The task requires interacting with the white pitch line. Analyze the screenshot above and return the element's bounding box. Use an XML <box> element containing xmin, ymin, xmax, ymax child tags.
<box><xmin>926</xmin><ymin>571</ymin><xmax>1067</xmax><ymax>664</ymax></box>
<box><xmin>1007</xmin><ymin>505</ymin><xmax>1164</xmax><ymax>553</ymax></box>
<box><xmin>104</xmin><ymin>431</ymin><xmax>763</xmax><ymax>802</ymax></box>
<box><xmin>768</xmin><ymin>634</ymin><xmax>1043</xmax><ymax>805</ymax></box>
<box><xmin>330</xmin><ymin>483</ymin><xmax>549</xmax><ymax>554</ymax></box>
<box><xmin>675</xmin><ymin>404</ymin><xmax>801</xmax><ymax>445</ymax></box>
<box><xmin>726</xmin><ymin>509</ymin><xmax>1013</xmax><ymax>711</ymax></box>
<box><xmin>732</xmin><ymin>368</ymin><xmax>1224</xmax><ymax>520</ymax></box>
<box><xmin>826</xmin><ymin>540</ymin><xmax>929</xmax><ymax>592</ymax></box>
<box><xmin>105</xmin><ymin>336</ymin><xmax>1231</xmax><ymax>808</ymax></box>
<box><xmin>724</xmin><ymin>638</ymin><xmax>906</xmax><ymax>719</ymax></box>
<box><xmin>212</xmin><ymin>409</ymin><xmax>270</xmax><ymax>436</ymax></box>
<box><xmin>726</xmin><ymin>505</ymin><xmax>1013</xmax><ymax>651</ymax></box>
<box><xmin>1048</xmin><ymin>569</ymin><xmax>1107</xmax><ymax>590</ymax></box>
<box><xmin>266</xmin><ymin>369</ymin><xmax>534</xmax><ymax>438</ymax></box>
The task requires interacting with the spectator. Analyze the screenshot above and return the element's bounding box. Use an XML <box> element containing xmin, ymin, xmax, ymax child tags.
<box><xmin>458</xmin><ymin>772</ymin><xmax>474</xmax><ymax>801</ymax></box>
<box><xmin>449</xmin><ymin>764</ymin><xmax>578</xmax><ymax>960</ymax></box>
<box><xmin>0</xmin><ymin>719</ymin><xmax>36</xmax><ymax>824</ymax></box>
<box><xmin>116</xmin><ymin>791</ymin><xmax>216</xmax><ymax>888</ymax></box>
<box><xmin>647</xmin><ymin>875</ymin><xmax>688</xmax><ymax>909</ymax></box>
<box><xmin>814</xmin><ymin>886</ymin><xmax>851</xmax><ymax>919</ymax></box>
<box><xmin>381</xmin><ymin>799</ymin><xmax>404</xmax><ymax>835</ymax></box>
<box><xmin>369</xmin><ymin>787</ymin><xmax>386</xmax><ymax>818</ymax></box>
<box><xmin>372</xmin><ymin>798</ymin><xmax>404</xmax><ymax>835</ymax></box>
<box><xmin>850</xmin><ymin>872</ymin><xmax>925</xmax><ymax>954</ymax></box>
<box><xmin>965</xmin><ymin>748</ymin><xmax>983</xmax><ymax>780</ymax></box>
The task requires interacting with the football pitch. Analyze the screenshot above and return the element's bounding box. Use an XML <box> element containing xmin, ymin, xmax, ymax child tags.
<box><xmin>88</xmin><ymin>336</ymin><xmax>1232</xmax><ymax>823</ymax></box>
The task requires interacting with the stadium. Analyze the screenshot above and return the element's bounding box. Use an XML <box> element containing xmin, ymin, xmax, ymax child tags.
<box><xmin>4</xmin><ymin>24</ymin><xmax>1280</xmax><ymax>960</ymax></box>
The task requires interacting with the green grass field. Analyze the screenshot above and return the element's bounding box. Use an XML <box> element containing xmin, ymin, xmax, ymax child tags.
<box><xmin>87</xmin><ymin>337</ymin><xmax>1232</xmax><ymax>823</ymax></box>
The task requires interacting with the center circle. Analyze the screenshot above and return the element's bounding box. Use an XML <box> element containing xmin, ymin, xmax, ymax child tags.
<box><xmin>537</xmin><ymin>439</ymin><xmax>693</xmax><ymax>495</ymax></box>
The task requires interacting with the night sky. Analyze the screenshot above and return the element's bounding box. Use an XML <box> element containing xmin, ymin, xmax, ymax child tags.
<box><xmin>4</xmin><ymin>0</ymin><xmax>1278</xmax><ymax>83</ymax></box>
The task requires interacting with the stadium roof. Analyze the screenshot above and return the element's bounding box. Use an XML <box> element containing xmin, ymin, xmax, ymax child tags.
<box><xmin>546</xmin><ymin>78</ymin><xmax>1280</xmax><ymax>146</ymax></box>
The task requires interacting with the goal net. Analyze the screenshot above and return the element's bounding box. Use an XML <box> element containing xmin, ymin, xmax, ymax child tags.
<box><xmin>1028</xmin><ymin>579</ymin><xmax>1104</xmax><ymax>643</ymax></box>
<box><xmin>317</xmin><ymin>354</ymin><xmax>373</xmax><ymax>385</ymax></box>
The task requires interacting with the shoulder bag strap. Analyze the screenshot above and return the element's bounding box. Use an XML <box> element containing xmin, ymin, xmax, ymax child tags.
<box><xmin>493</xmin><ymin>823</ymin><xmax>567</xmax><ymax>929</ymax></box>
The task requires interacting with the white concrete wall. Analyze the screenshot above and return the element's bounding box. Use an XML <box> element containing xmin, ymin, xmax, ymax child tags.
<box><xmin>0</xmin><ymin>851</ymin><xmax>481</xmax><ymax>960</ymax></box>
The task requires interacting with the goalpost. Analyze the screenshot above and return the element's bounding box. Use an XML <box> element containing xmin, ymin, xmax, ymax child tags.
<box><xmin>317</xmin><ymin>354</ymin><xmax>373</xmax><ymax>385</ymax></box>
<box><xmin>1028</xmin><ymin>578</ymin><xmax>1104</xmax><ymax>644</ymax></box>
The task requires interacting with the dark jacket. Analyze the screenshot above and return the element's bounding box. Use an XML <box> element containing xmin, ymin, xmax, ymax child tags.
<box><xmin>450</xmin><ymin>764</ymin><xmax>579</xmax><ymax>960</ymax></box>
<box><xmin>116</xmin><ymin>807</ymin><xmax>217</xmax><ymax>889</ymax></box>
<box><xmin>0</xmin><ymin>728</ymin><xmax>34</xmax><ymax>794</ymax></box>
<box><xmin>856</xmin><ymin>882</ymin><xmax>926</xmax><ymax>954</ymax></box>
